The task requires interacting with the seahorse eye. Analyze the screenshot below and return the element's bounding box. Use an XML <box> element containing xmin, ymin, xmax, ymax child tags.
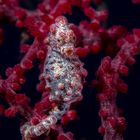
<box><xmin>57</xmin><ymin>38</ymin><xmax>63</xmax><ymax>45</ymax></box>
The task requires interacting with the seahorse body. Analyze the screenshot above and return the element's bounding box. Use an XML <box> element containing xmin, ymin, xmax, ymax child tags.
<box><xmin>21</xmin><ymin>16</ymin><xmax>87</xmax><ymax>139</ymax></box>
<box><xmin>44</xmin><ymin>16</ymin><xmax>87</xmax><ymax>109</ymax></box>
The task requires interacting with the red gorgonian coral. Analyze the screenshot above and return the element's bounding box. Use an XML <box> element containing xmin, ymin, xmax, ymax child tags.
<box><xmin>0</xmin><ymin>0</ymin><xmax>140</xmax><ymax>140</ymax></box>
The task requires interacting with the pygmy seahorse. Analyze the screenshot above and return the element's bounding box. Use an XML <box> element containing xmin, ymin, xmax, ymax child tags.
<box><xmin>21</xmin><ymin>16</ymin><xmax>87</xmax><ymax>139</ymax></box>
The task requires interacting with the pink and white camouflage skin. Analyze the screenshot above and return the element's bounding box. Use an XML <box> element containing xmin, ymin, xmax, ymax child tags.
<box><xmin>21</xmin><ymin>16</ymin><xmax>87</xmax><ymax>140</ymax></box>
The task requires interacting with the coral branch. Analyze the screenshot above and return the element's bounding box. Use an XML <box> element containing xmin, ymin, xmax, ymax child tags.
<box><xmin>96</xmin><ymin>32</ymin><xmax>140</xmax><ymax>140</ymax></box>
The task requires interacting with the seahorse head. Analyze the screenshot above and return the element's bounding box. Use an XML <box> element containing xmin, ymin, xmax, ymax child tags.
<box><xmin>48</xmin><ymin>16</ymin><xmax>76</xmax><ymax>57</ymax></box>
